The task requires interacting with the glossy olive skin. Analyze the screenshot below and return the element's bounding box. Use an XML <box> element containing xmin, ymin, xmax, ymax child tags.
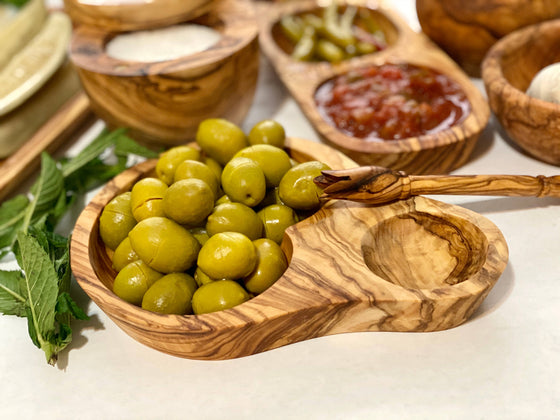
<box><xmin>248</xmin><ymin>120</ymin><xmax>286</xmax><ymax>148</ymax></box>
<box><xmin>130</xmin><ymin>177</ymin><xmax>168</xmax><ymax>222</ymax></box>
<box><xmin>128</xmin><ymin>217</ymin><xmax>200</xmax><ymax>273</ymax></box>
<box><xmin>141</xmin><ymin>273</ymin><xmax>197</xmax><ymax>315</ymax></box>
<box><xmin>221</xmin><ymin>157</ymin><xmax>266</xmax><ymax>207</ymax></box>
<box><xmin>163</xmin><ymin>178</ymin><xmax>214</xmax><ymax>226</ymax></box>
<box><xmin>278</xmin><ymin>161</ymin><xmax>331</xmax><ymax>210</ymax></box>
<box><xmin>194</xmin><ymin>266</ymin><xmax>216</xmax><ymax>287</ymax></box>
<box><xmin>112</xmin><ymin>237</ymin><xmax>139</xmax><ymax>272</ymax></box>
<box><xmin>206</xmin><ymin>202</ymin><xmax>263</xmax><ymax>240</ymax></box>
<box><xmin>244</xmin><ymin>238</ymin><xmax>288</xmax><ymax>294</ymax></box>
<box><xmin>257</xmin><ymin>204</ymin><xmax>299</xmax><ymax>244</ymax></box>
<box><xmin>196</xmin><ymin>118</ymin><xmax>248</xmax><ymax>165</ymax></box>
<box><xmin>156</xmin><ymin>145</ymin><xmax>201</xmax><ymax>185</ymax></box>
<box><xmin>197</xmin><ymin>232</ymin><xmax>257</xmax><ymax>280</ymax></box>
<box><xmin>192</xmin><ymin>280</ymin><xmax>250</xmax><ymax>315</ymax></box>
<box><xmin>190</xmin><ymin>227</ymin><xmax>210</xmax><ymax>247</ymax></box>
<box><xmin>112</xmin><ymin>260</ymin><xmax>163</xmax><ymax>305</ymax></box>
<box><xmin>234</xmin><ymin>144</ymin><xmax>292</xmax><ymax>187</ymax></box>
<box><xmin>99</xmin><ymin>192</ymin><xmax>136</xmax><ymax>250</ymax></box>
<box><xmin>173</xmin><ymin>160</ymin><xmax>220</xmax><ymax>199</ymax></box>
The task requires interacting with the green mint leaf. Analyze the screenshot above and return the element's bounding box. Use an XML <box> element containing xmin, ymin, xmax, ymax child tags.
<box><xmin>56</xmin><ymin>292</ymin><xmax>89</xmax><ymax>321</ymax></box>
<box><xmin>0</xmin><ymin>0</ymin><xmax>30</xmax><ymax>7</ymax></box>
<box><xmin>115</xmin><ymin>135</ymin><xmax>159</xmax><ymax>159</ymax></box>
<box><xmin>0</xmin><ymin>195</ymin><xmax>29</xmax><ymax>254</ymax></box>
<box><xmin>17</xmin><ymin>232</ymin><xmax>59</xmax><ymax>364</ymax></box>
<box><xmin>0</xmin><ymin>270</ymin><xmax>26</xmax><ymax>316</ymax></box>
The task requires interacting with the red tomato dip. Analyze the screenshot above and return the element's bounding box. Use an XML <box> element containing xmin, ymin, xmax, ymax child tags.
<box><xmin>314</xmin><ymin>63</ymin><xmax>470</xmax><ymax>140</ymax></box>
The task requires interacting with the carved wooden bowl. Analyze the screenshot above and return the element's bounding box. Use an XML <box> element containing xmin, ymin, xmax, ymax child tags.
<box><xmin>69</xmin><ymin>0</ymin><xmax>258</xmax><ymax>148</ymax></box>
<box><xmin>256</xmin><ymin>0</ymin><xmax>490</xmax><ymax>175</ymax></box>
<box><xmin>482</xmin><ymin>19</ymin><xmax>560</xmax><ymax>166</ymax></box>
<box><xmin>416</xmin><ymin>0</ymin><xmax>560</xmax><ymax>77</ymax></box>
<box><xmin>63</xmin><ymin>0</ymin><xmax>215</xmax><ymax>32</ymax></box>
<box><xmin>70</xmin><ymin>138</ymin><xmax>509</xmax><ymax>360</ymax></box>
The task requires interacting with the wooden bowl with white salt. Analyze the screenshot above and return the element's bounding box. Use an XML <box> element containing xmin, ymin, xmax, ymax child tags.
<box><xmin>69</xmin><ymin>0</ymin><xmax>259</xmax><ymax>147</ymax></box>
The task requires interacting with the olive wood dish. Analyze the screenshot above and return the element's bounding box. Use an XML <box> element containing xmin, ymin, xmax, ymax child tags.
<box><xmin>482</xmin><ymin>19</ymin><xmax>560</xmax><ymax>166</ymax></box>
<box><xmin>69</xmin><ymin>0</ymin><xmax>258</xmax><ymax>148</ymax></box>
<box><xmin>416</xmin><ymin>0</ymin><xmax>560</xmax><ymax>77</ymax></box>
<box><xmin>256</xmin><ymin>0</ymin><xmax>490</xmax><ymax>175</ymax></box>
<box><xmin>70</xmin><ymin>138</ymin><xmax>508</xmax><ymax>360</ymax></box>
<box><xmin>63</xmin><ymin>0</ymin><xmax>215</xmax><ymax>32</ymax></box>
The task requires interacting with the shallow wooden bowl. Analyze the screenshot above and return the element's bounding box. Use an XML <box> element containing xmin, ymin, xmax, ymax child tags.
<box><xmin>416</xmin><ymin>0</ymin><xmax>560</xmax><ymax>77</ymax></box>
<box><xmin>63</xmin><ymin>0</ymin><xmax>215</xmax><ymax>32</ymax></box>
<box><xmin>69</xmin><ymin>0</ymin><xmax>258</xmax><ymax>148</ymax></box>
<box><xmin>482</xmin><ymin>19</ymin><xmax>560</xmax><ymax>166</ymax></box>
<box><xmin>257</xmin><ymin>0</ymin><xmax>490</xmax><ymax>175</ymax></box>
<box><xmin>70</xmin><ymin>138</ymin><xmax>508</xmax><ymax>360</ymax></box>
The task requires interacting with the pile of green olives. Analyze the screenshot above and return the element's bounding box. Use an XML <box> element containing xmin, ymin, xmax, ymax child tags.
<box><xmin>99</xmin><ymin>118</ymin><xmax>331</xmax><ymax>316</ymax></box>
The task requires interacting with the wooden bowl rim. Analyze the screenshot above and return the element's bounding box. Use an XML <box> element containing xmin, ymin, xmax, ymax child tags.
<box><xmin>69</xmin><ymin>0</ymin><xmax>258</xmax><ymax>77</ymax></box>
<box><xmin>70</xmin><ymin>137</ymin><xmax>508</xmax><ymax>334</ymax></box>
<box><xmin>481</xmin><ymin>18</ymin><xmax>560</xmax><ymax>115</ymax></box>
<box><xmin>64</xmin><ymin>0</ymin><xmax>215</xmax><ymax>32</ymax></box>
<box><xmin>258</xmin><ymin>0</ymin><xmax>490</xmax><ymax>154</ymax></box>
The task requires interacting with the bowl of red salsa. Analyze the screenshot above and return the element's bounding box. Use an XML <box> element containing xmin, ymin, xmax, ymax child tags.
<box><xmin>315</xmin><ymin>63</ymin><xmax>470</xmax><ymax>141</ymax></box>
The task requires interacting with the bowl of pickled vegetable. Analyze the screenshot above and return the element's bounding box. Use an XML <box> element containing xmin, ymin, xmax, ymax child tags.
<box><xmin>70</xmin><ymin>118</ymin><xmax>358</xmax><ymax>359</ymax></box>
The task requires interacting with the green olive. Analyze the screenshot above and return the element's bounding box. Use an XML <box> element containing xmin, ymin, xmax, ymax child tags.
<box><xmin>156</xmin><ymin>146</ymin><xmax>201</xmax><ymax>185</ymax></box>
<box><xmin>202</xmin><ymin>156</ymin><xmax>223</xmax><ymax>181</ymax></box>
<box><xmin>173</xmin><ymin>160</ymin><xmax>220</xmax><ymax>199</ymax></box>
<box><xmin>141</xmin><ymin>273</ymin><xmax>197</xmax><ymax>315</ymax></box>
<box><xmin>130</xmin><ymin>177</ymin><xmax>168</xmax><ymax>222</ymax></box>
<box><xmin>112</xmin><ymin>260</ymin><xmax>163</xmax><ymax>305</ymax></box>
<box><xmin>234</xmin><ymin>144</ymin><xmax>292</xmax><ymax>188</ymax></box>
<box><xmin>215</xmin><ymin>194</ymin><xmax>232</xmax><ymax>205</ymax></box>
<box><xmin>192</xmin><ymin>280</ymin><xmax>250</xmax><ymax>315</ymax></box>
<box><xmin>206</xmin><ymin>202</ymin><xmax>263</xmax><ymax>240</ymax></box>
<box><xmin>129</xmin><ymin>217</ymin><xmax>200</xmax><ymax>273</ymax></box>
<box><xmin>257</xmin><ymin>204</ymin><xmax>299</xmax><ymax>244</ymax></box>
<box><xmin>99</xmin><ymin>192</ymin><xmax>136</xmax><ymax>250</ymax></box>
<box><xmin>190</xmin><ymin>227</ymin><xmax>210</xmax><ymax>247</ymax></box>
<box><xmin>194</xmin><ymin>266</ymin><xmax>216</xmax><ymax>287</ymax></box>
<box><xmin>163</xmin><ymin>178</ymin><xmax>214</xmax><ymax>226</ymax></box>
<box><xmin>244</xmin><ymin>238</ymin><xmax>288</xmax><ymax>294</ymax></box>
<box><xmin>195</xmin><ymin>118</ymin><xmax>248</xmax><ymax>166</ymax></box>
<box><xmin>256</xmin><ymin>187</ymin><xmax>284</xmax><ymax>210</ymax></box>
<box><xmin>278</xmin><ymin>161</ymin><xmax>331</xmax><ymax>210</ymax></box>
<box><xmin>221</xmin><ymin>157</ymin><xmax>266</xmax><ymax>207</ymax></box>
<box><xmin>197</xmin><ymin>232</ymin><xmax>257</xmax><ymax>280</ymax></box>
<box><xmin>112</xmin><ymin>237</ymin><xmax>139</xmax><ymax>272</ymax></box>
<box><xmin>248</xmin><ymin>120</ymin><xmax>286</xmax><ymax>148</ymax></box>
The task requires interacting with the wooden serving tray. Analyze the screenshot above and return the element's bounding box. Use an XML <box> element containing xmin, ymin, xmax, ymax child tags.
<box><xmin>71</xmin><ymin>137</ymin><xmax>508</xmax><ymax>360</ymax></box>
<box><xmin>256</xmin><ymin>0</ymin><xmax>490</xmax><ymax>174</ymax></box>
<box><xmin>0</xmin><ymin>92</ymin><xmax>93</xmax><ymax>202</ymax></box>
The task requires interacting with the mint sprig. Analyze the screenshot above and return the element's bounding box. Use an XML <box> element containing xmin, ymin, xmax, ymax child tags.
<box><xmin>0</xmin><ymin>129</ymin><xmax>158</xmax><ymax>365</ymax></box>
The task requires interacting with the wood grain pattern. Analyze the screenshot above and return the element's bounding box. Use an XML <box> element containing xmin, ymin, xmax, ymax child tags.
<box><xmin>416</xmin><ymin>0</ymin><xmax>560</xmax><ymax>77</ymax></box>
<box><xmin>316</xmin><ymin>166</ymin><xmax>560</xmax><ymax>205</ymax></box>
<box><xmin>63</xmin><ymin>0</ymin><xmax>214</xmax><ymax>32</ymax></box>
<box><xmin>69</xmin><ymin>0</ymin><xmax>259</xmax><ymax>148</ymax></box>
<box><xmin>0</xmin><ymin>92</ymin><xmax>93</xmax><ymax>202</ymax></box>
<box><xmin>482</xmin><ymin>19</ymin><xmax>560</xmax><ymax>166</ymax></box>
<box><xmin>70</xmin><ymin>138</ymin><xmax>508</xmax><ymax>360</ymax></box>
<box><xmin>256</xmin><ymin>0</ymin><xmax>490</xmax><ymax>175</ymax></box>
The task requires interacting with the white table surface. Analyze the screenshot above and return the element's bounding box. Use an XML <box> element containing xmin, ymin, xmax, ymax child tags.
<box><xmin>2</xmin><ymin>1</ymin><xmax>559</xmax><ymax>419</ymax></box>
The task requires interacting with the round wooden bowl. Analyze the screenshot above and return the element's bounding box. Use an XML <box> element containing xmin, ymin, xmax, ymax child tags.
<box><xmin>482</xmin><ymin>19</ymin><xmax>560</xmax><ymax>166</ymax></box>
<box><xmin>256</xmin><ymin>0</ymin><xmax>490</xmax><ymax>175</ymax></box>
<box><xmin>63</xmin><ymin>0</ymin><xmax>215</xmax><ymax>32</ymax></box>
<box><xmin>416</xmin><ymin>0</ymin><xmax>560</xmax><ymax>77</ymax></box>
<box><xmin>69</xmin><ymin>0</ymin><xmax>259</xmax><ymax>148</ymax></box>
<box><xmin>70</xmin><ymin>137</ymin><xmax>509</xmax><ymax>360</ymax></box>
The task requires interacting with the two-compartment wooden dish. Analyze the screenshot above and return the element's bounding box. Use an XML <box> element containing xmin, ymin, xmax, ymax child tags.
<box><xmin>256</xmin><ymin>0</ymin><xmax>490</xmax><ymax>175</ymax></box>
<box><xmin>482</xmin><ymin>19</ymin><xmax>560</xmax><ymax>166</ymax></box>
<box><xmin>70</xmin><ymin>138</ymin><xmax>508</xmax><ymax>360</ymax></box>
<box><xmin>69</xmin><ymin>0</ymin><xmax>259</xmax><ymax>148</ymax></box>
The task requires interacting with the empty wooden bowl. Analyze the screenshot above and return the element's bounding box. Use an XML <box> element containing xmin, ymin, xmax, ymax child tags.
<box><xmin>482</xmin><ymin>19</ymin><xmax>560</xmax><ymax>166</ymax></box>
<box><xmin>69</xmin><ymin>0</ymin><xmax>258</xmax><ymax>148</ymax></box>
<box><xmin>70</xmin><ymin>137</ymin><xmax>508</xmax><ymax>360</ymax></box>
<box><xmin>63</xmin><ymin>0</ymin><xmax>215</xmax><ymax>32</ymax></box>
<box><xmin>257</xmin><ymin>0</ymin><xmax>490</xmax><ymax>175</ymax></box>
<box><xmin>416</xmin><ymin>0</ymin><xmax>560</xmax><ymax>77</ymax></box>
